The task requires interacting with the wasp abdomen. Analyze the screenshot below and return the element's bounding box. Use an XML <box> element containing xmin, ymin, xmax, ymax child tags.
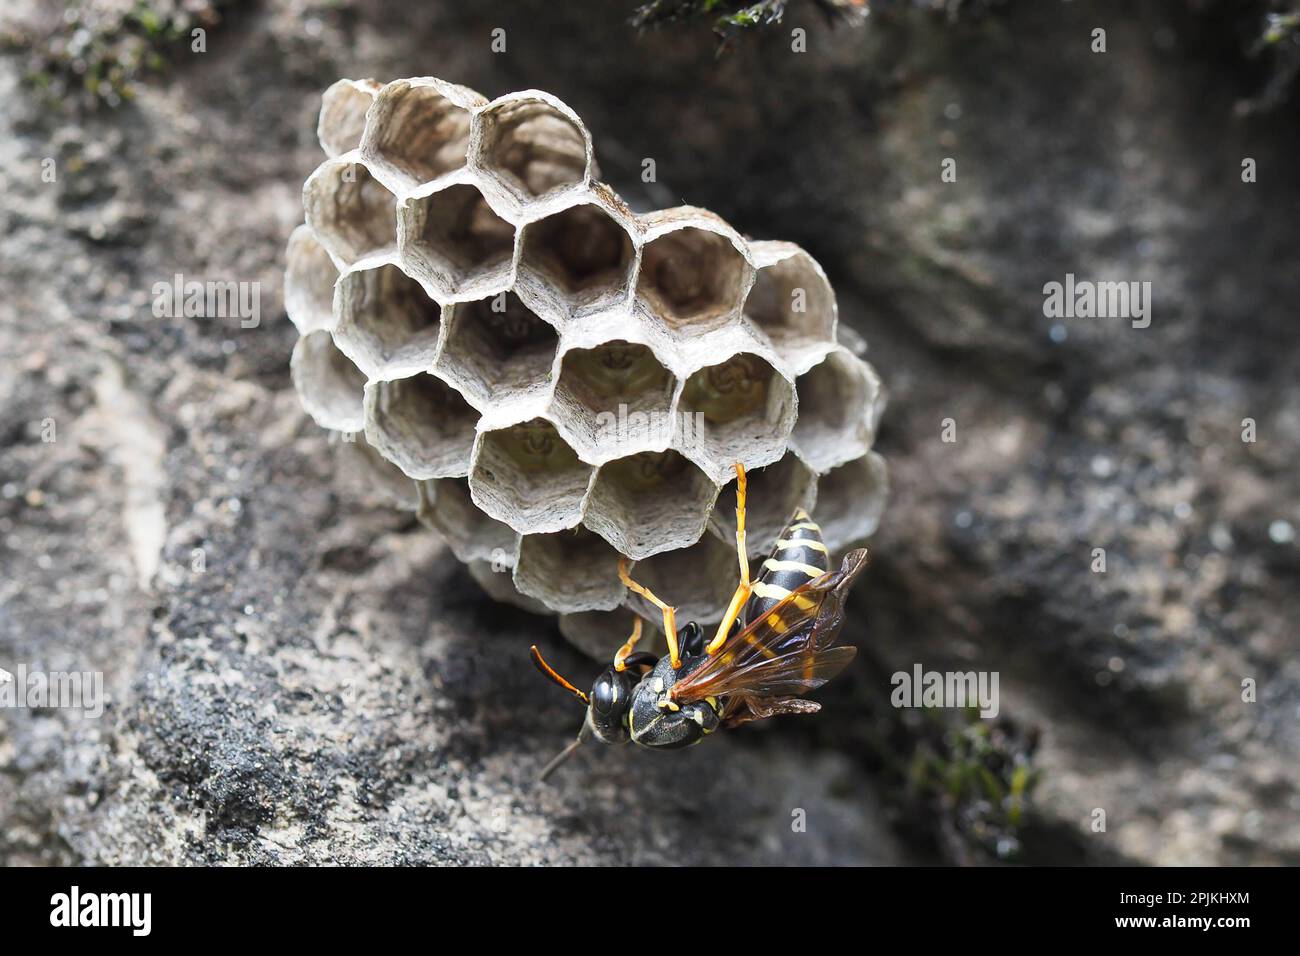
<box><xmin>741</xmin><ymin>508</ymin><xmax>830</xmax><ymax>627</ymax></box>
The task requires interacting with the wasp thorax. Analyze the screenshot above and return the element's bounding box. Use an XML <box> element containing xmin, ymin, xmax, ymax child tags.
<box><xmin>627</xmin><ymin>655</ymin><xmax>721</xmax><ymax>750</ymax></box>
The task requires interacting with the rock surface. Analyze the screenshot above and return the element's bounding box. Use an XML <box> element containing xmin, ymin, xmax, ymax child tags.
<box><xmin>1</xmin><ymin>0</ymin><xmax>1297</xmax><ymax>865</ymax></box>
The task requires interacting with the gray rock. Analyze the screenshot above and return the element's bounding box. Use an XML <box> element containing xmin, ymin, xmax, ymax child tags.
<box><xmin>1</xmin><ymin>0</ymin><xmax>1296</xmax><ymax>865</ymax></box>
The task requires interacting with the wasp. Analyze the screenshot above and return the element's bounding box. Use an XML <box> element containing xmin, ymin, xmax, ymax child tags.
<box><xmin>530</xmin><ymin>462</ymin><xmax>868</xmax><ymax>779</ymax></box>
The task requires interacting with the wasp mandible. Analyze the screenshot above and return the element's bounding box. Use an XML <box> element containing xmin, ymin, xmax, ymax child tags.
<box><xmin>530</xmin><ymin>462</ymin><xmax>868</xmax><ymax>779</ymax></box>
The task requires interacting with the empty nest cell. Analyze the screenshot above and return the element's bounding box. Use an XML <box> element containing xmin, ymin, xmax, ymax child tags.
<box><xmin>514</xmin><ymin>527</ymin><xmax>625</xmax><ymax>613</ymax></box>
<box><xmin>472</xmin><ymin>94</ymin><xmax>590</xmax><ymax>204</ymax></box>
<box><xmin>435</xmin><ymin>291</ymin><xmax>558</xmax><ymax>410</ymax></box>
<box><xmin>550</xmin><ymin>340</ymin><xmax>677</xmax><ymax>462</ymax></box>
<box><xmin>364</xmin><ymin>373</ymin><xmax>478</xmax><ymax>480</ymax></box>
<box><xmin>303</xmin><ymin>158</ymin><xmax>398</xmax><ymax>266</ymax></box>
<box><xmin>291</xmin><ymin>330</ymin><xmax>367</xmax><ymax>433</ymax></box>
<box><xmin>333</xmin><ymin>261</ymin><xmax>442</xmax><ymax>380</ymax></box>
<box><xmin>790</xmin><ymin>348</ymin><xmax>883</xmax><ymax>473</ymax></box>
<box><xmin>398</xmin><ymin>180</ymin><xmax>516</xmax><ymax>299</ymax></box>
<box><xmin>678</xmin><ymin>352</ymin><xmax>796</xmax><ymax>479</ymax></box>
<box><xmin>637</xmin><ymin>223</ymin><xmax>750</xmax><ymax>330</ymax></box>
<box><xmin>584</xmin><ymin>450</ymin><xmax>718</xmax><ymax>560</ymax></box>
<box><xmin>417</xmin><ymin>477</ymin><xmax>518</xmax><ymax>564</ymax></box>
<box><xmin>469</xmin><ymin>418</ymin><xmax>594</xmax><ymax>534</ymax></box>
<box><xmin>517</xmin><ymin>200</ymin><xmax>635</xmax><ymax>319</ymax></box>
<box><xmin>709</xmin><ymin>451</ymin><xmax>818</xmax><ymax>560</ymax></box>
<box><xmin>744</xmin><ymin>241</ymin><xmax>837</xmax><ymax>369</ymax></box>
<box><xmin>360</xmin><ymin>77</ymin><xmax>483</xmax><ymax>191</ymax></box>
<box><xmin>813</xmin><ymin>451</ymin><xmax>888</xmax><ymax>551</ymax></box>
<box><xmin>284</xmin><ymin>225</ymin><xmax>338</xmax><ymax>335</ymax></box>
<box><xmin>317</xmin><ymin>78</ymin><xmax>380</xmax><ymax>158</ymax></box>
<box><xmin>626</xmin><ymin>532</ymin><xmax>737</xmax><ymax>626</ymax></box>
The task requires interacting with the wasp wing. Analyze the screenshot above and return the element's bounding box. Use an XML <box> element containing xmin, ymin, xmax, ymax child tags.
<box><xmin>722</xmin><ymin>695</ymin><xmax>825</xmax><ymax>727</ymax></box>
<box><xmin>671</xmin><ymin>548</ymin><xmax>868</xmax><ymax>705</ymax></box>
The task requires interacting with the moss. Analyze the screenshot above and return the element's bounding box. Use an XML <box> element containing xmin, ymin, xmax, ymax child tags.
<box><xmin>0</xmin><ymin>0</ymin><xmax>233</xmax><ymax>111</ymax></box>
<box><xmin>1241</xmin><ymin>5</ymin><xmax>1300</xmax><ymax>113</ymax></box>
<box><xmin>904</xmin><ymin>714</ymin><xmax>1041</xmax><ymax>861</ymax></box>
<box><xmin>631</xmin><ymin>0</ymin><xmax>864</xmax><ymax>51</ymax></box>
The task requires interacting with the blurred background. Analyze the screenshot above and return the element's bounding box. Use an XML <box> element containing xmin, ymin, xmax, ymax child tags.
<box><xmin>1</xmin><ymin>0</ymin><xmax>1298</xmax><ymax>865</ymax></box>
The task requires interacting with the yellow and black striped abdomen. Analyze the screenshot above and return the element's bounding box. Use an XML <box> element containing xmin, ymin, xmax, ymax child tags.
<box><xmin>740</xmin><ymin>508</ymin><xmax>830</xmax><ymax>628</ymax></box>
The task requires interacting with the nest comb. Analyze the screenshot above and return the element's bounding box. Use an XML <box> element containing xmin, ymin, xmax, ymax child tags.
<box><xmin>286</xmin><ymin>77</ymin><xmax>888</xmax><ymax>658</ymax></box>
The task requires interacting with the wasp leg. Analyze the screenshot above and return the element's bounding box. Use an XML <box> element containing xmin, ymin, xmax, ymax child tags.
<box><xmin>613</xmin><ymin>616</ymin><xmax>644</xmax><ymax>672</ymax></box>
<box><xmin>620</xmin><ymin>651</ymin><xmax>658</xmax><ymax>672</ymax></box>
<box><xmin>707</xmin><ymin>462</ymin><xmax>751</xmax><ymax>656</ymax></box>
<box><xmin>619</xmin><ymin>557</ymin><xmax>681</xmax><ymax>668</ymax></box>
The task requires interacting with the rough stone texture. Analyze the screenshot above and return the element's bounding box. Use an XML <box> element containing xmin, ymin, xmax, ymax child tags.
<box><xmin>1</xmin><ymin>0</ymin><xmax>1297</xmax><ymax>865</ymax></box>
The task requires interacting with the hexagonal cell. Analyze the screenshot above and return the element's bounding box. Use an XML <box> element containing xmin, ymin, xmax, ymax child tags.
<box><xmin>333</xmin><ymin>261</ymin><xmax>442</xmax><ymax>380</ymax></box>
<box><xmin>584</xmin><ymin>451</ymin><xmax>718</xmax><ymax>560</ymax></box>
<box><xmin>317</xmin><ymin>78</ymin><xmax>380</xmax><ymax>158</ymax></box>
<box><xmin>284</xmin><ymin>225</ymin><xmax>338</xmax><ymax>335</ymax></box>
<box><xmin>336</xmin><ymin>432</ymin><xmax>419</xmax><ymax>511</ymax></box>
<box><xmin>303</xmin><ymin>157</ymin><xmax>398</xmax><ymax>267</ymax></box>
<box><xmin>708</xmin><ymin>452</ymin><xmax>818</xmax><ymax>560</ymax></box>
<box><xmin>549</xmin><ymin>340</ymin><xmax>677</xmax><ymax>462</ymax></box>
<box><xmin>814</xmin><ymin>451</ymin><xmax>888</xmax><ymax>551</ymax></box>
<box><xmin>291</xmin><ymin>330</ymin><xmax>366</xmax><ymax>433</ymax></box>
<box><xmin>471</xmin><ymin>92</ymin><xmax>591</xmax><ymax>205</ymax></box>
<box><xmin>364</xmin><ymin>373</ymin><xmax>477</xmax><ymax>480</ymax></box>
<box><xmin>359</xmin><ymin>77</ymin><xmax>485</xmax><ymax>192</ymax></box>
<box><xmin>626</xmin><ymin>532</ymin><xmax>737</xmax><ymax>626</ymax></box>
<box><xmin>514</xmin><ymin>527</ymin><xmax>624</xmax><ymax>613</ymax></box>
<box><xmin>516</xmin><ymin>198</ymin><xmax>636</xmax><ymax>320</ymax></box>
<box><xmin>434</xmin><ymin>292</ymin><xmax>559</xmax><ymax>410</ymax></box>
<box><xmin>636</xmin><ymin>211</ymin><xmax>752</xmax><ymax>330</ymax></box>
<box><xmin>417</xmin><ymin>477</ymin><xmax>517</xmax><ymax>564</ymax></box>
<box><xmin>559</xmin><ymin>606</ymin><xmax>663</xmax><ymax>662</ymax></box>
<box><xmin>397</xmin><ymin>180</ymin><xmax>516</xmax><ymax>299</ymax></box>
<box><xmin>744</xmin><ymin>241</ymin><xmax>837</xmax><ymax>370</ymax></box>
<box><xmin>677</xmin><ymin>352</ymin><xmax>796</xmax><ymax>480</ymax></box>
<box><xmin>790</xmin><ymin>349</ymin><xmax>884</xmax><ymax>473</ymax></box>
<box><xmin>469</xmin><ymin>418</ymin><xmax>594</xmax><ymax>534</ymax></box>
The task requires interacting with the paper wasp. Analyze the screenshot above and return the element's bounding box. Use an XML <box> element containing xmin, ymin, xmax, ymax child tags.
<box><xmin>531</xmin><ymin>462</ymin><xmax>868</xmax><ymax>779</ymax></box>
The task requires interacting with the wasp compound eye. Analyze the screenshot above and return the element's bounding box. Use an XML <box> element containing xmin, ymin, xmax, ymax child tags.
<box><xmin>585</xmin><ymin>668</ymin><xmax>633</xmax><ymax>745</ymax></box>
<box><xmin>590</xmin><ymin>672</ymin><xmax>620</xmax><ymax>716</ymax></box>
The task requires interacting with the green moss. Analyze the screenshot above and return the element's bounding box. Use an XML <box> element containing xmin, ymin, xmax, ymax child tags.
<box><xmin>905</xmin><ymin>712</ymin><xmax>1041</xmax><ymax>861</ymax></box>
<box><xmin>1262</xmin><ymin>11</ymin><xmax>1300</xmax><ymax>45</ymax></box>
<box><xmin>631</xmin><ymin>0</ymin><xmax>804</xmax><ymax>49</ymax></box>
<box><xmin>1</xmin><ymin>0</ymin><xmax>232</xmax><ymax>110</ymax></box>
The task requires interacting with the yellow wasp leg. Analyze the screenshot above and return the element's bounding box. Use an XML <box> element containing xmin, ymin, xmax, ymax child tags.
<box><xmin>613</xmin><ymin>616</ymin><xmax>644</xmax><ymax>672</ymax></box>
<box><xmin>707</xmin><ymin>462</ymin><xmax>751</xmax><ymax>656</ymax></box>
<box><xmin>618</xmin><ymin>558</ymin><xmax>680</xmax><ymax>668</ymax></box>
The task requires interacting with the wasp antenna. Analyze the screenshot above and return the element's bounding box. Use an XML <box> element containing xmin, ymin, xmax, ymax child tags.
<box><xmin>530</xmin><ymin>645</ymin><xmax>590</xmax><ymax>705</ymax></box>
<box><xmin>538</xmin><ymin>725</ymin><xmax>591</xmax><ymax>782</ymax></box>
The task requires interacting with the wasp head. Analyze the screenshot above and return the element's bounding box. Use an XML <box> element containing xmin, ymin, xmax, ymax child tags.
<box><xmin>585</xmin><ymin>664</ymin><xmax>637</xmax><ymax>744</ymax></box>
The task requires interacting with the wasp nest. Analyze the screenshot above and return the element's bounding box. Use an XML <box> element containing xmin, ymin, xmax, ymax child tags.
<box><xmin>287</xmin><ymin>77</ymin><xmax>888</xmax><ymax>658</ymax></box>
